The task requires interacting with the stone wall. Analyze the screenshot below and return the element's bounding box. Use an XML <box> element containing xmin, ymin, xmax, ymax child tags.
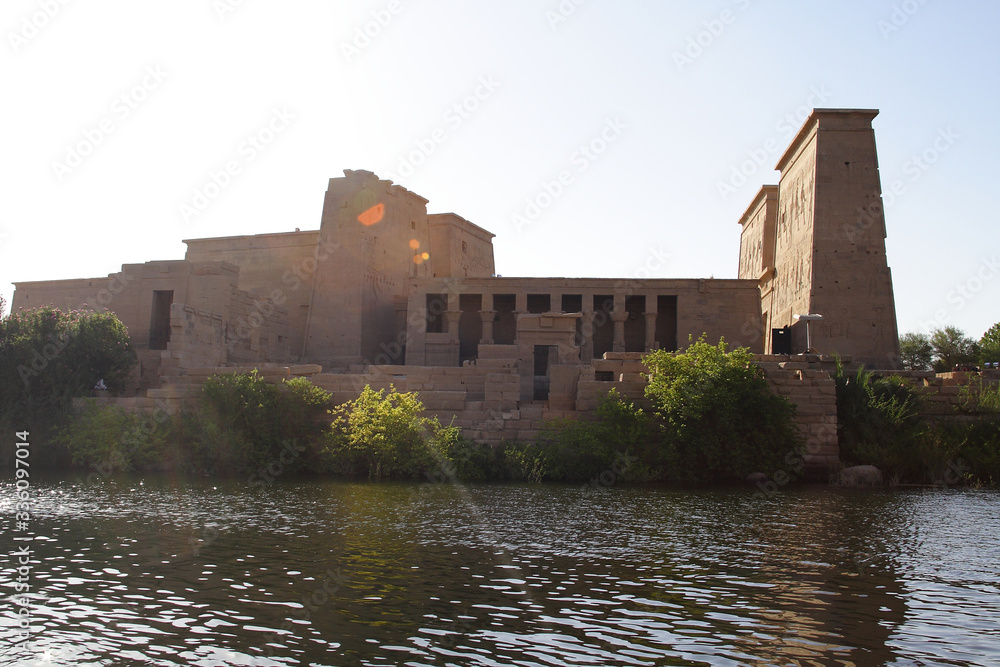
<box><xmin>183</xmin><ymin>230</ymin><xmax>325</xmax><ymax>358</ymax></box>
<box><xmin>405</xmin><ymin>277</ymin><xmax>765</xmax><ymax>368</ymax></box>
<box><xmin>892</xmin><ymin>370</ymin><xmax>1000</xmax><ymax>420</ymax></box>
<box><xmin>427</xmin><ymin>213</ymin><xmax>496</xmax><ymax>280</ymax></box>
<box><xmin>223</xmin><ymin>289</ymin><xmax>291</xmax><ymax>365</ymax></box>
<box><xmin>97</xmin><ymin>349</ymin><xmax>853</xmax><ymax>476</ymax></box>
<box><xmin>756</xmin><ymin>358</ymin><xmax>840</xmax><ymax>472</ymax></box>
<box><xmin>576</xmin><ymin>352</ymin><xmax>840</xmax><ymax>474</ymax></box>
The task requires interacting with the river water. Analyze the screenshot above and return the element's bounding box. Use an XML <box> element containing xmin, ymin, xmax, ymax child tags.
<box><xmin>2</xmin><ymin>475</ymin><xmax>999</xmax><ymax>666</ymax></box>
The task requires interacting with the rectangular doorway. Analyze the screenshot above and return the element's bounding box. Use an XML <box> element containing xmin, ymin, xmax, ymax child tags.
<box><xmin>149</xmin><ymin>290</ymin><xmax>173</xmax><ymax>350</ymax></box>
<box><xmin>533</xmin><ymin>344</ymin><xmax>556</xmax><ymax>401</ymax></box>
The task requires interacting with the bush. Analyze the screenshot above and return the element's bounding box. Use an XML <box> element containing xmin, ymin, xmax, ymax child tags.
<box><xmin>644</xmin><ymin>336</ymin><xmax>801</xmax><ymax>483</ymax></box>
<box><xmin>539</xmin><ymin>390</ymin><xmax>653</xmax><ymax>482</ymax></box>
<box><xmin>326</xmin><ymin>385</ymin><xmax>459</xmax><ymax>479</ymax></box>
<box><xmin>181</xmin><ymin>371</ymin><xmax>332</xmax><ymax>475</ymax></box>
<box><xmin>0</xmin><ymin>306</ymin><xmax>137</xmax><ymax>441</ymax></box>
<box><xmin>832</xmin><ymin>360</ymin><xmax>924</xmax><ymax>479</ymax></box>
<box><xmin>496</xmin><ymin>441</ymin><xmax>548</xmax><ymax>483</ymax></box>
<box><xmin>956</xmin><ymin>418</ymin><xmax>1000</xmax><ymax>485</ymax></box>
<box><xmin>57</xmin><ymin>401</ymin><xmax>171</xmax><ymax>472</ymax></box>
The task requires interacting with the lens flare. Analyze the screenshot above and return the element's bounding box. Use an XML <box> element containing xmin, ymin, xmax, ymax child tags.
<box><xmin>358</xmin><ymin>203</ymin><xmax>385</xmax><ymax>226</ymax></box>
<box><xmin>409</xmin><ymin>239</ymin><xmax>420</xmax><ymax>249</ymax></box>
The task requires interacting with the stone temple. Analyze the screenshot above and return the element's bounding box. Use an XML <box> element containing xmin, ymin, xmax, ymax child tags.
<box><xmin>12</xmin><ymin>109</ymin><xmax>899</xmax><ymax>459</ymax></box>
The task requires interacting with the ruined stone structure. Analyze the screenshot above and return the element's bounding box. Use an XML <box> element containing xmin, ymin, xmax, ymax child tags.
<box><xmin>11</xmin><ymin>109</ymin><xmax>905</xmax><ymax>473</ymax></box>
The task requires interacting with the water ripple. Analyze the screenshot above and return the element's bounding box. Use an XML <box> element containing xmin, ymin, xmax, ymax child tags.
<box><xmin>2</xmin><ymin>477</ymin><xmax>999</xmax><ymax>665</ymax></box>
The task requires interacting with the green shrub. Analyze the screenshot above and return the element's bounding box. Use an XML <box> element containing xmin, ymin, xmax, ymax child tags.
<box><xmin>833</xmin><ymin>360</ymin><xmax>923</xmax><ymax>478</ymax></box>
<box><xmin>57</xmin><ymin>401</ymin><xmax>170</xmax><ymax>472</ymax></box>
<box><xmin>643</xmin><ymin>336</ymin><xmax>801</xmax><ymax>483</ymax></box>
<box><xmin>539</xmin><ymin>390</ymin><xmax>652</xmax><ymax>482</ymax></box>
<box><xmin>961</xmin><ymin>376</ymin><xmax>1000</xmax><ymax>414</ymax></box>
<box><xmin>496</xmin><ymin>441</ymin><xmax>548</xmax><ymax>483</ymax></box>
<box><xmin>326</xmin><ymin>385</ymin><xmax>458</xmax><ymax>479</ymax></box>
<box><xmin>0</xmin><ymin>306</ymin><xmax>137</xmax><ymax>441</ymax></box>
<box><xmin>182</xmin><ymin>371</ymin><xmax>332</xmax><ymax>475</ymax></box>
<box><xmin>956</xmin><ymin>418</ymin><xmax>1000</xmax><ymax>485</ymax></box>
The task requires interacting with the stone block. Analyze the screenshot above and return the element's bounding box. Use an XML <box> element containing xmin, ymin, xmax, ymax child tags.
<box><xmin>420</xmin><ymin>391</ymin><xmax>467</xmax><ymax>411</ymax></box>
<box><xmin>778</xmin><ymin>362</ymin><xmax>810</xmax><ymax>370</ymax></box>
<box><xmin>478</xmin><ymin>345</ymin><xmax>518</xmax><ymax>360</ymax></box>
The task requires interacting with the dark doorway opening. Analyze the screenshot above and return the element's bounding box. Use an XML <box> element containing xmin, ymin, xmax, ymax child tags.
<box><xmin>560</xmin><ymin>294</ymin><xmax>582</xmax><ymax>313</ymax></box>
<box><xmin>426</xmin><ymin>294</ymin><xmax>447</xmax><ymax>333</ymax></box>
<box><xmin>655</xmin><ymin>295</ymin><xmax>678</xmax><ymax>352</ymax></box>
<box><xmin>533</xmin><ymin>345</ymin><xmax>556</xmax><ymax>400</ymax></box>
<box><xmin>458</xmin><ymin>294</ymin><xmax>482</xmax><ymax>364</ymax></box>
<box><xmin>149</xmin><ymin>290</ymin><xmax>174</xmax><ymax>350</ymax></box>
<box><xmin>493</xmin><ymin>294</ymin><xmax>516</xmax><ymax>345</ymax></box>
<box><xmin>772</xmin><ymin>327</ymin><xmax>792</xmax><ymax>355</ymax></box>
<box><xmin>592</xmin><ymin>294</ymin><xmax>614</xmax><ymax>359</ymax></box>
<box><xmin>527</xmin><ymin>294</ymin><xmax>550</xmax><ymax>314</ymax></box>
<box><xmin>625</xmin><ymin>295</ymin><xmax>646</xmax><ymax>352</ymax></box>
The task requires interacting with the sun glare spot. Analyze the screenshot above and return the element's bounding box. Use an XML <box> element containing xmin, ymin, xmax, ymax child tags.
<box><xmin>409</xmin><ymin>239</ymin><xmax>420</xmax><ymax>249</ymax></box>
<box><xmin>358</xmin><ymin>203</ymin><xmax>385</xmax><ymax>226</ymax></box>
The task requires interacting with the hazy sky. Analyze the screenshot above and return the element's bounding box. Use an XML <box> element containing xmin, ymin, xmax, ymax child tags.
<box><xmin>2</xmin><ymin>0</ymin><xmax>997</xmax><ymax>341</ymax></box>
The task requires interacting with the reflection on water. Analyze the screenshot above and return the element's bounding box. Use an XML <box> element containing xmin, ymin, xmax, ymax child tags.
<box><xmin>2</xmin><ymin>474</ymin><xmax>999</xmax><ymax>666</ymax></box>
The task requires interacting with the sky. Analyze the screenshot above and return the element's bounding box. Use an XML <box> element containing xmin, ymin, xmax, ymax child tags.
<box><xmin>2</xmin><ymin>0</ymin><xmax>998</xmax><ymax>341</ymax></box>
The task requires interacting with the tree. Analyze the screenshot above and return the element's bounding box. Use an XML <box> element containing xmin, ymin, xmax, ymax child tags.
<box><xmin>0</xmin><ymin>306</ymin><xmax>137</xmax><ymax>438</ymax></box>
<box><xmin>978</xmin><ymin>322</ymin><xmax>1000</xmax><ymax>366</ymax></box>
<box><xmin>184</xmin><ymin>371</ymin><xmax>333</xmax><ymax>475</ymax></box>
<box><xmin>899</xmin><ymin>332</ymin><xmax>934</xmax><ymax>370</ymax></box>
<box><xmin>930</xmin><ymin>326</ymin><xmax>978</xmax><ymax>371</ymax></box>
<box><xmin>643</xmin><ymin>336</ymin><xmax>801</xmax><ymax>483</ymax></box>
<box><xmin>327</xmin><ymin>385</ymin><xmax>458</xmax><ymax>479</ymax></box>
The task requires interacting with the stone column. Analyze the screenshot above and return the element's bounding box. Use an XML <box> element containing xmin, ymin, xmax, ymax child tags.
<box><xmin>445</xmin><ymin>310</ymin><xmax>461</xmax><ymax>340</ymax></box>
<box><xmin>644</xmin><ymin>312</ymin><xmax>658</xmax><ymax>352</ymax></box>
<box><xmin>479</xmin><ymin>310</ymin><xmax>496</xmax><ymax>344</ymax></box>
<box><xmin>581</xmin><ymin>310</ymin><xmax>595</xmax><ymax>362</ymax></box>
<box><xmin>612</xmin><ymin>295</ymin><xmax>627</xmax><ymax>353</ymax></box>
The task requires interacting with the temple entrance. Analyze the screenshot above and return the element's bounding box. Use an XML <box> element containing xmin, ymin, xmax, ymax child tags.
<box><xmin>533</xmin><ymin>344</ymin><xmax>556</xmax><ymax>401</ymax></box>
<box><xmin>149</xmin><ymin>290</ymin><xmax>173</xmax><ymax>350</ymax></box>
<box><xmin>458</xmin><ymin>294</ymin><xmax>482</xmax><ymax>364</ymax></box>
